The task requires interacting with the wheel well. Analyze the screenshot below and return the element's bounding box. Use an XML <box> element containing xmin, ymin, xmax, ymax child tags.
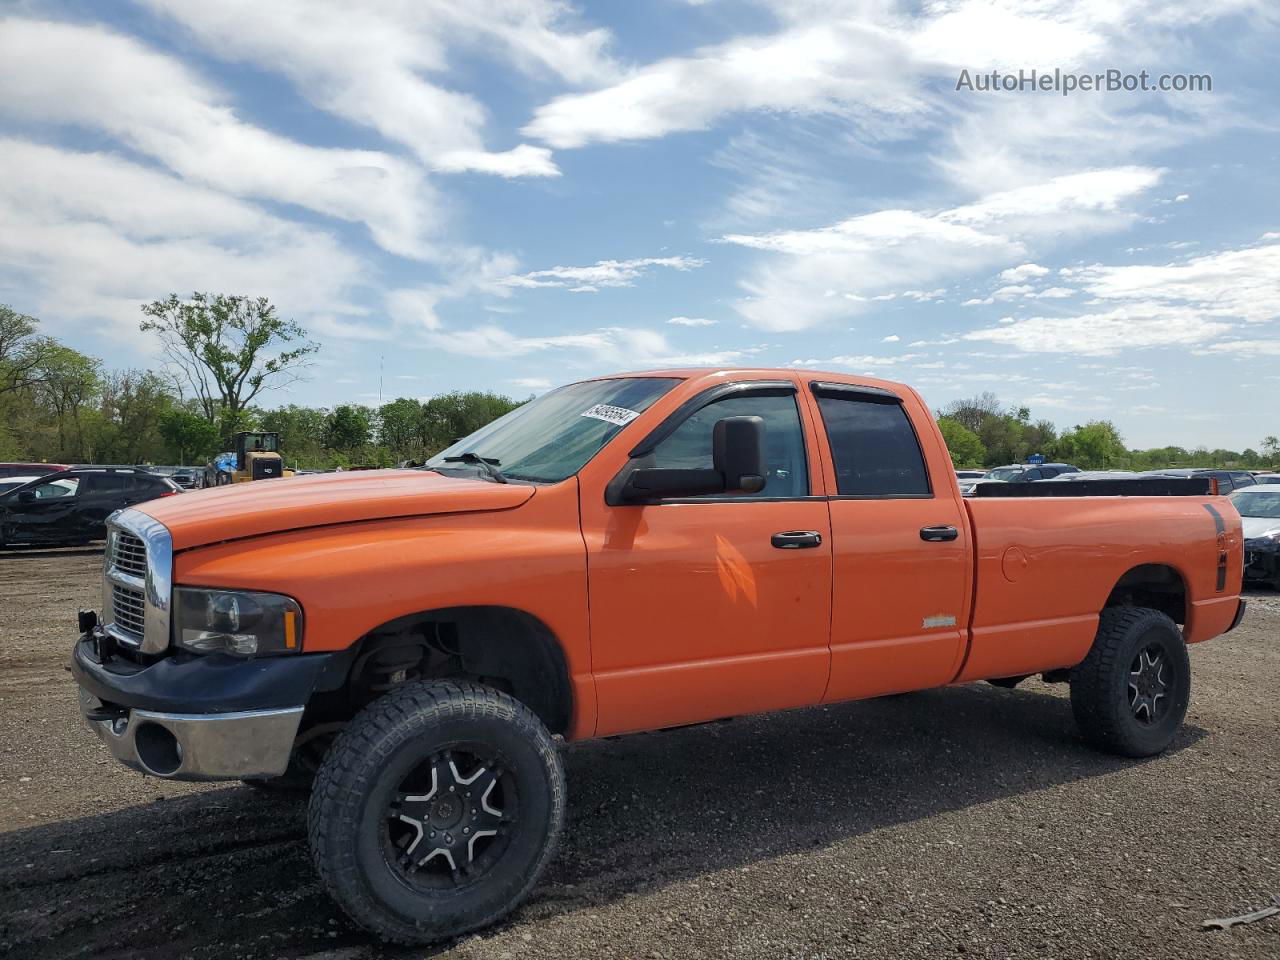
<box><xmin>316</xmin><ymin>606</ymin><xmax>573</xmax><ymax>735</ymax></box>
<box><xmin>1104</xmin><ymin>564</ymin><xmax>1187</xmax><ymax>625</ymax></box>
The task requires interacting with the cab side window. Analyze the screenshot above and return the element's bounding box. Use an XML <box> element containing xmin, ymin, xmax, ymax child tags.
<box><xmin>815</xmin><ymin>393</ymin><xmax>931</xmax><ymax>497</ymax></box>
<box><xmin>32</xmin><ymin>476</ymin><xmax>80</xmax><ymax>499</ymax></box>
<box><xmin>648</xmin><ymin>393</ymin><xmax>809</xmax><ymax>498</ymax></box>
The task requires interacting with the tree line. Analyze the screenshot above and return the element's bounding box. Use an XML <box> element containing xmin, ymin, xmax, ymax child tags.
<box><xmin>0</xmin><ymin>301</ymin><xmax>523</xmax><ymax>469</ymax></box>
<box><xmin>2</xmin><ymin>297</ymin><xmax>1275</xmax><ymax>473</ymax></box>
<box><xmin>936</xmin><ymin>392</ymin><xmax>1280</xmax><ymax>471</ymax></box>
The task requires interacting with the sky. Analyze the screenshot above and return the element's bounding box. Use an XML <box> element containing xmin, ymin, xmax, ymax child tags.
<box><xmin>0</xmin><ymin>0</ymin><xmax>1278</xmax><ymax>451</ymax></box>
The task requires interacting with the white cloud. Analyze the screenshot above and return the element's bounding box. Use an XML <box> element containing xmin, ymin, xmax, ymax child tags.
<box><xmin>962</xmin><ymin>297</ymin><xmax>994</xmax><ymax>306</ymax></box>
<box><xmin>138</xmin><ymin>0</ymin><xmax>617</xmax><ymax>176</ymax></box>
<box><xmin>1072</xmin><ymin>239</ymin><xmax>1280</xmax><ymax>324</ymax></box>
<box><xmin>999</xmin><ymin>263</ymin><xmax>1050</xmax><ymax>283</ymax></box>
<box><xmin>511</xmin><ymin>377</ymin><xmax>553</xmax><ymax>390</ymax></box>
<box><xmin>719</xmin><ymin>167</ymin><xmax>1160</xmax><ymax>330</ymax></box>
<box><xmin>993</xmin><ymin>284</ymin><xmax>1036</xmax><ymax>300</ymax></box>
<box><xmin>790</xmin><ymin>354</ymin><xmax>922</xmax><ymax>368</ymax></box>
<box><xmin>881</xmin><ymin>335</ymin><xmax>900</xmax><ymax>342</ymax></box>
<box><xmin>525</xmin><ymin>19</ymin><xmax>926</xmax><ymax>149</ymax></box>
<box><xmin>965</xmin><ymin>305</ymin><xmax>1232</xmax><ymax>356</ymax></box>
<box><xmin>523</xmin><ymin>0</ymin><xmax>1138</xmax><ymax>151</ymax></box>
<box><xmin>1203</xmin><ymin>340</ymin><xmax>1280</xmax><ymax>357</ymax></box>
<box><xmin>667</xmin><ymin>316</ymin><xmax>718</xmax><ymax>326</ymax></box>
<box><xmin>0</xmin><ymin>139</ymin><xmax>367</xmax><ymax>349</ymax></box>
<box><xmin>0</xmin><ymin>18</ymin><xmax>441</xmax><ymax>259</ymax></box>
<box><xmin>500</xmin><ymin>256</ymin><xmax>705</xmax><ymax>292</ymax></box>
<box><xmin>1031</xmin><ymin>286</ymin><xmax>1076</xmax><ymax>299</ymax></box>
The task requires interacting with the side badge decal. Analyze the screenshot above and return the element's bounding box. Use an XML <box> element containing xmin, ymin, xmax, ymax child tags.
<box><xmin>922</xmin><ymin>615</ymin><xmax>957</xmax><ymax>629</ymax></box>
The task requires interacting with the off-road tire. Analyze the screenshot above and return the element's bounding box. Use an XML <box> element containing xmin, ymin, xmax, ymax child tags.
<box><xmin>1070</xmin><ymin>606</ymin><xmax>1190</xmax><ymax>757</ymax></box>
<box><xmin>308</xmin><ymin>681</ymin><xmax>565</xmax><ymax>944</ymax></box>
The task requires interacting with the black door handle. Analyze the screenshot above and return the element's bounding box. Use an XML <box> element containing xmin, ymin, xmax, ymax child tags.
<box><xmin>772</xmin><ymin>530</ymin><xmax>822</xmax><ymax>549</ymax></box>
<box><xmin>920</xmin><ymin>525</ymin><xmax>959</xmax><ymax>542</ymax></box>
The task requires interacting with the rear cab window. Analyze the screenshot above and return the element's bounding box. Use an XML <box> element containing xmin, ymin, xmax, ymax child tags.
<box><xmin>811</xmin><ymin>384</ymin><xmax>931</xmax><ymax>497</ymax></box>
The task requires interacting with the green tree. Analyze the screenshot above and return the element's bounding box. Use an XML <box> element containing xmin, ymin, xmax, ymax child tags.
<box><xmin>937</xmin><ymin>416</ymin><xmax>986</xmax><ymax>467</ymax></box>
<box><xmin>324</xmin><ymin>404</ymin><xmax>374</xmax><ymax>453</ymax></box>
<box><xmin>378</xmin><ymin>397</ymin><xmax>426</xmax><ymax>458</ymax></box>
<box><xmin>0</xmin><ymin>304</ymin><xmax>57</xmax><ymax>396</ymax></box>
<box><xmin>139</xmin><ymin>293</ymin><xmax>318</xmax><ymax>435</ymax></box>
<box><xmin>1055</xmin><ymin>421</ymin><xmax>1126</xmax><ymax>469</ymax></box>
<box><xmin>261</xmin><ymin>404</ymin><xmax>328</xmax><ymax>465</ymax></box>
<box><xmin>423</xmin><ymin>391</ymin><xmax>523</xmax><ymax>450</ymax></box>
<box><xmin>32</xmin><ymin>345</ymin><xmax>100</xmax><ymax>459</ymax></box>
<box><xmin>159</xmin><ymin>408</ymin><xmax>220</xmax><ymax>465</ymax></box>
<box><xmin>1263</xmin><ymin>436</ymin><xmax>1280</xmax><ymax>465</ymax></box>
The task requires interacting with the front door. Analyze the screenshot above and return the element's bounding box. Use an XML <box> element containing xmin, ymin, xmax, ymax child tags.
<box><xmin>579</xmin><ymin>379</ymin><xmax>833</xmax><ymax>736</ymax></box>
<box><xmin>800</xmin><ymin>381</ymin><xmax>972</xmax><ymax>701</ymax></box>
<box><xmin>0</xmin><ymin>475</ymin><xmax>83</xmax><ymax>543</ymax></box>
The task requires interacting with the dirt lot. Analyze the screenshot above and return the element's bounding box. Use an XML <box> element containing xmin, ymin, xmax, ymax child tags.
<box><xmin>1</xmin><ymin>546</ymin><xmax>1277</xmax><ymax>960</ymax></box>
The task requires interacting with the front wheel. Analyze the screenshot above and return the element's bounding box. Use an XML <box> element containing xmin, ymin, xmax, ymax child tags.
<box><xmin>1070</xmin><ymin>607</ymin><xmax>1190</xmax><ymax>757</ymax></box>
<box><xmin>308</xmin><ymin>681</ymin><xmax>565</xmax><ymax>944</ymax></box>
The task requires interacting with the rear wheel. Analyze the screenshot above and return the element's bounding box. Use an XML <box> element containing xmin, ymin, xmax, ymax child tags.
<box><xmin>308</xmin><ymin>681</ymin><xmax>565</xmax><ymax>944</ymax></box>
<box><xmin>1070</xmin><ymin>607</ymin><xmax>1190</xmax><ymax>757</ymax></box>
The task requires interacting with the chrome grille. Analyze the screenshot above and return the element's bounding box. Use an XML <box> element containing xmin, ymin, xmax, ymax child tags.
<box><xmin>111</xmin><ymin>531</ymin><xmax>148</xmax><ymax>578</ymax></box>
<box><xmin>111</xmin><ymin>584</ymin><xmax>146</xmax><ymax>639</ymax></box>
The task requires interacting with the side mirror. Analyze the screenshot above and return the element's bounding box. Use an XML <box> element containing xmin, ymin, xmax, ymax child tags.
<box><xmin>620</xmin><ymin>415</ymin><xmax>767</xmax><ymax>501</ymax></box>
<box><xmin>713</xmin><ymin>416</ymin><xmax>767</xmax><ymax>494</ymax></box>
<box><xmin>17</xmin><ymin>491</ymin><xmax>36</xmax><ymax>503</ymax></box>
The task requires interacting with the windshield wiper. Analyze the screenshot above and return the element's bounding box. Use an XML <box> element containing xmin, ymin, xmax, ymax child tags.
<box><xmin>442</xmin><ymin>451</ymin><xmax>508</xmax><ymax>484</ymax></box>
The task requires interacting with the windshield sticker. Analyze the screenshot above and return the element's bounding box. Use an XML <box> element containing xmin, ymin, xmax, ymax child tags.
<box><xmin>580</xmin><ymin>403</ymin><xmax>640</xmax><ymax>427</ymax></box>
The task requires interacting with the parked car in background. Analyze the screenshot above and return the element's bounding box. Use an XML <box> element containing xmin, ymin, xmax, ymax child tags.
<box><xmin>0</xmin><ymin>462</ymin><xmax>70</xmax><ymax>479</ymax></box>
<box><xmin>167</xmin><ymin>468</ymin><xmax>200</xmax><ymax>490</ymax></box>
<box><xmin>955</xmin><ymin>470</ymin><xmax>986</xmax><ymax>479</ymax></box>
<box><xmin>1228</xmin><ymin>487</ymin><xmax>1280</xmax><ymax>589</ymax></box>
<box><xmin>0</xmin><ymin>467</ymin><xmax>180</xmax><ymax>547</ymax></box>
<box><xmin>1143</xmin><ymin>468</ymin><xmax>1256</xmax><ymax>493</ymax></box>
<box><xmin>1252</xmin><ymin>474</ymin><xmax>1280</xmax><ymax>485</ymax></box>
<box><xmin>984</xmin><ymin>463</ymin><xmax>1081</xmax><ymax>482</ymax></box>
<box><xmin>1043</xmin><ymin>470</ymin><xmax>1140</xmax><ymax>481</ymax></box>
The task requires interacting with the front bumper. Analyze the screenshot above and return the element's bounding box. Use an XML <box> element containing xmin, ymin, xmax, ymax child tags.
<box><xmin>78</xmin><ymin>688</ymin><xmax>302</xmax><ymax>780</ymax></box>
<box><xmin>71</xmin><ymin>629</ymin><xmax>333</xmax><ymax>781</ymax></box>
<box><xmin>1243</xmin><ymin>538</ymin><xmax>1280</xmax><ymax>583</ymax></box>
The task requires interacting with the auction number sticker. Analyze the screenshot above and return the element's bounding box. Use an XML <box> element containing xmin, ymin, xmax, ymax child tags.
<box><xmin>580</xmin><ymin>403</ymin><xmax>640</xmax><ymax>427</ymax></box>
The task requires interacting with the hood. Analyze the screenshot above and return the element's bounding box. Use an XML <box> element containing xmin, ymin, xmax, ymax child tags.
<box><xmin>138</xmin><ymin>470</ymin><xmax>535</xmax><ymax>550</ymax></box>
<box><xmin>1241</xmin><ymin>516</ymin><xmax>1280</xmax><ymax>541</ymax></box>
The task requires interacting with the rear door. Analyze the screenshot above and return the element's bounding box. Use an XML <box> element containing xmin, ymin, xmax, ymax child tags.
<box><xmin>801</xmin><ymin>381</ymin><xmax>972</xmax><ymax>701</ymax></box>
<box><xmin>77</xmin><ymin>473</ymin><xmax>131</xmax><ymax>541</ymax></box>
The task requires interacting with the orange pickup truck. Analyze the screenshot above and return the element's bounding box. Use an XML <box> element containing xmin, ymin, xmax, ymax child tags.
<box><xmin>71</xmin><ymin>368</ymin><xmax>1246</xmax><ymax>943</ymax></box>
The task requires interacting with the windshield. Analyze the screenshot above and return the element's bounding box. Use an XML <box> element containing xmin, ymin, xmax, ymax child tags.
<box><xmin>1229</xmin><ymin>490</ymin><xmax>1280</xmax><ymax>519</ymax></box>
<box><xmin>985</xmin><ymin>467</ymin><xmax>1023</xmax><ymax>482</ymax></box>
<box><xmin>242</xmin><ymin>433</ymin><xmax>279</xmax><ymax>452</ymax></box>
<box><xmin>424</xmin><ymin>377</ymin><xmax>681</xmax><ymax>483</ymax></box>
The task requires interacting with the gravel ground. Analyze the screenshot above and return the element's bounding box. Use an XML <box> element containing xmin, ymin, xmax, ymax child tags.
<box><xmin>1</xmin><ymin>546</ymin><xmax>1277</xmax><ymax>960</ymax></box>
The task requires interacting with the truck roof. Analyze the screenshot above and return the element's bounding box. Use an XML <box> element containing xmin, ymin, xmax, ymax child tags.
<box><xmin>583</xmin><ymin>367</ymin><xmax>908</xmax><ymax>390</ymax></box>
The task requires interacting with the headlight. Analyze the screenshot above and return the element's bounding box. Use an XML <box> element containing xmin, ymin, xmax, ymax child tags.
<box><xmin>174</xmin><ymin>588</ymin><xmax>302</xmax><ymax>657</ymax></box>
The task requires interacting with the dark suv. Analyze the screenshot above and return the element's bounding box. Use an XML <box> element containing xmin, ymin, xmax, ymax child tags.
<box><xmin>0</xmin><ymin>467</ymin><xmax>180</xmax><ymax>547</ymax></box>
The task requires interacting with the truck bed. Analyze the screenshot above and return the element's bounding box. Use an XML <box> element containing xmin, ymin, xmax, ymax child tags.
<box><xmin>958</xmin><ymin>491</ymin><xmax>1242</xmax><ymax>683</ymax></box>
